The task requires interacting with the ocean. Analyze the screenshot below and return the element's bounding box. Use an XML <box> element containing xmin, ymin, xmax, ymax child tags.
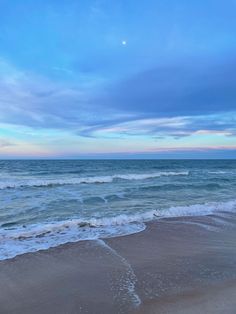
<box><xmin>0</xmin><ymin>159</ymin><xmax>236</xmax><ymax>260</ymax></box>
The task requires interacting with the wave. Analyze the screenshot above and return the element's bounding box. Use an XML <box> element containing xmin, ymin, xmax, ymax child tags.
<box><xmin>139</xmin><ymin>182</ymin><xmax>222</xmax><ymax>192</ymax></box>
<box><xmin>208</xmin><ymin>171</ymin><xmax>228</xmax><ymax>174</ymax></box>
<box><xmin>2</xmin><ymin>199</ymin><xmax>236</xmax><ymax>240</ymax></box>
<box><xmin>0</xmin><ymin>171</ymin><xmax>189</xmax><ymax>189</ymax></box>
<box><xmin>113</xmin><ymin>171</ymin><xmax>189</xmax><ymax>180</ymax></box>
<box><xmin>0</xmin><ymin>211</ymin><xmax>156</xmax><ymax>241</ymax></box>
<box><xmin>0</xmin><ymin>220</ymin><xmax>146</xmax><ymax>261</ymax></box>
<box><xmin>154</xmin><ymin>199</ymin><xmax>236</xmax><ymax>218</ymax></box>
<box><xmin>0</xmin><ymin>199</ymin><xmax>236</xmax><ymax>261</ymax></box>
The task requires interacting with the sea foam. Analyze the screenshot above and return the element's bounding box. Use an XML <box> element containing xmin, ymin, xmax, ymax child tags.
<box><xmin>0</xmin><ymin>199</ymin><xmax>236</xmax><ymax>261</ymax></box>
<box><xmin>0</xmin><ymin>171</ymin><xmax>189</xmax><ymax>189</ymax></box>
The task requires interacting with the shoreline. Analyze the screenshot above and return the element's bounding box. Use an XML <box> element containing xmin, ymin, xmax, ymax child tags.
<box><xmin>1</xmin><ymin>213</ymin><xmax>236</xmax><ymax>313</ymax></box>
<box><xmin>1</xmin><ymin>198</ymin><xmax>236</xmax><ymax>261</ymax></box>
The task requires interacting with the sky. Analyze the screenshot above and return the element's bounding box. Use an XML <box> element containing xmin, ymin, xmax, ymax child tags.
<box><xmin>0</xmin><ymin>0</ymin><xmax>236</xmax><ymax>159</ymax></box>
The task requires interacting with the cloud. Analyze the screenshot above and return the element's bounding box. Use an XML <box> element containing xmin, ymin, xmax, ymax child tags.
<box><xmin>79</xmin><ymin>114</ymin><xmax>236</xmax><ymax>139</ymax></box>
<box><xmin>0</xmin><ymin>139</ymin><xmax>14</xmax><ymax>148</ymax></box>
<box><xmin>99</xmin><ymin>57</ymin><xmax>236</xmax><ymax>117</ymax></box>
<box><xmin>0</xmin><ymin>57</ymin><xmax>236</xmax><ymax>143</ymax></box>
<box><xmin>0</xmin><ymin>58</ymin><xmax>102</xmax><ymax>130</ymax></box>
<box><xmin>194</xmin><ymin>130</ymin><xmax>233</xmax><ymax>136</ymax></box>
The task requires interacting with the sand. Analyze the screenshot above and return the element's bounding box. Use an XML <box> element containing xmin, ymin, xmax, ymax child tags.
<box><xmin>1</xmin><ymin>213</ymin><xmax>236</xmax><ymax>314</ymax></box>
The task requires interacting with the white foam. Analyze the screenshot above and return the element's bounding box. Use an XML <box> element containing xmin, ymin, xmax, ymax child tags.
<box><xmin>113</xmin><ymin>171</ymin><xmax>189</xmax><ymax>181</ymax></box>
<box><xmin>154</xmin><ymin>200</ymin><xmax>236</xmax><ymax>218</ymax></box>
<box><xmin>0</xmin><ymin>221</ymin><xmax>146</xmax><ymax>261</ymax></box>
<box><xmin>97</xmin><ymin>239</ymin><xmax>141</xmax><ymax>308</ymax></box>
<box><xmin>1</xmin><ymin>199</ymin><xmax>236</xmax><ymax>261</ymax></box>
<box><xmin>0</xmin><ymin>176</ymin><xmax>113</xmax><ymax>189</ymax></box>
<box><xmin>0</xmin><ymin>171</ymin><xmax>189</xmax><ymax>189</ymax></box>
<box><xmin>208</xmin><ymin>171</ymin><xmax>228</xmax><ymax>174</ymax></box>
<box><xmin>1</xmin><ymin>216</ymin><xmax>145</xmax><ymax>240</ymax></box>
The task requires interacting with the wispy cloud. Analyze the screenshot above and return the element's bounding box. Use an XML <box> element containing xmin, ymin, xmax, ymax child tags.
<box><xmin>79</xmin><ymin>114</ymin><xmax>236</xmax><ymax>140</ymax></box>
<box><xmin>0</xmin><ymin>139</ymin><xmax>14</xmax><ymax>148</ymax></box>
<box><xmin>0</xmin><ymin>55</ymin><xmax>236</xmax><ymax>157</ymax></box>
<box><xmin>0</xmin><ymin>58</ymin><xmax>101</xmax><ymax>130</ymax></box>
<box><xmin>1</xmin><ymin>57</ymin><xmax>236</xmax><ymax>138</ymax></box>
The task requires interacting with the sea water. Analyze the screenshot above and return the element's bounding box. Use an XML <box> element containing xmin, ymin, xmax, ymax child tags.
<box><xmin>0</xmin><ymin>159</ymin><xmax>236</xmax><ymax>260</ymax></box>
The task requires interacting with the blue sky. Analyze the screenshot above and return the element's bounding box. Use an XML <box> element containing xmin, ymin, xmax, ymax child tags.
<box><xmin>0</xmin><ymin>0</ymin><xmax>236</xmax><ymax>158</ymax></box>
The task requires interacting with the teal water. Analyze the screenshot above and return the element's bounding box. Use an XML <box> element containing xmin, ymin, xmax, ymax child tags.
<box><xmin>0</xmin><ymin>159</ymin><xmax>236</xmax><ymax>260</ymax></box>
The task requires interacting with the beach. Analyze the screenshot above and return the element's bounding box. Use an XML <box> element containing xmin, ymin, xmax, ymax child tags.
<box><xmin>1</xmin><ymin>213</ymin><xmax>236</xmax><ymax>314</ymax></box>
<box><xmin>1</xmin><ymin>0</ymin><xmax>236</xmax><ymax>311</ymax></box>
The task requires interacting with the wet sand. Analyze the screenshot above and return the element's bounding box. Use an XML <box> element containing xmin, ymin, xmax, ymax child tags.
<box><xmin>1</xmin><ymin>213</ymin><xmax>236</xmax><ymax>314</ymax></box>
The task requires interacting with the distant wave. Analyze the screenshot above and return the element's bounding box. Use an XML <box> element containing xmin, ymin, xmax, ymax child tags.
<box><xmin>208</xmin><ymin>171</ymin><xmax>228</xmax><ymax>174</ymax></box>
<box><xmin>0</xmin><ymin>171</ymin><xmax>189</xmax><ymax>189</ymax></box>
<box><xmin>113</xmin><ymin>171</ymin><xmax>189</xmax><ymax>180</ymax></box>
<box><xmin>139</xmin><ymin>182</ymin><xmax>222</xmax><ymax>192</ymax></box>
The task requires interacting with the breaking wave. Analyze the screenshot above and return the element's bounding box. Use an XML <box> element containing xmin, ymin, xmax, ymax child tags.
<box><xmin>0</xmin><ymin>171</ymin><xmax>189</xmax><ymax>189</ymax></box>
<box><xmin>0</xmin><ymin>199</ymin><xmax>236</xmax><ymax>260</ymax></box>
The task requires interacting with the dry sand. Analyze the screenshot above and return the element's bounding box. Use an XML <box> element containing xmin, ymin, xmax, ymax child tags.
<box><xmin>1</xmin><ymin>213</ymin><xmax>236</xmax><ymax>314</ymax></box>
